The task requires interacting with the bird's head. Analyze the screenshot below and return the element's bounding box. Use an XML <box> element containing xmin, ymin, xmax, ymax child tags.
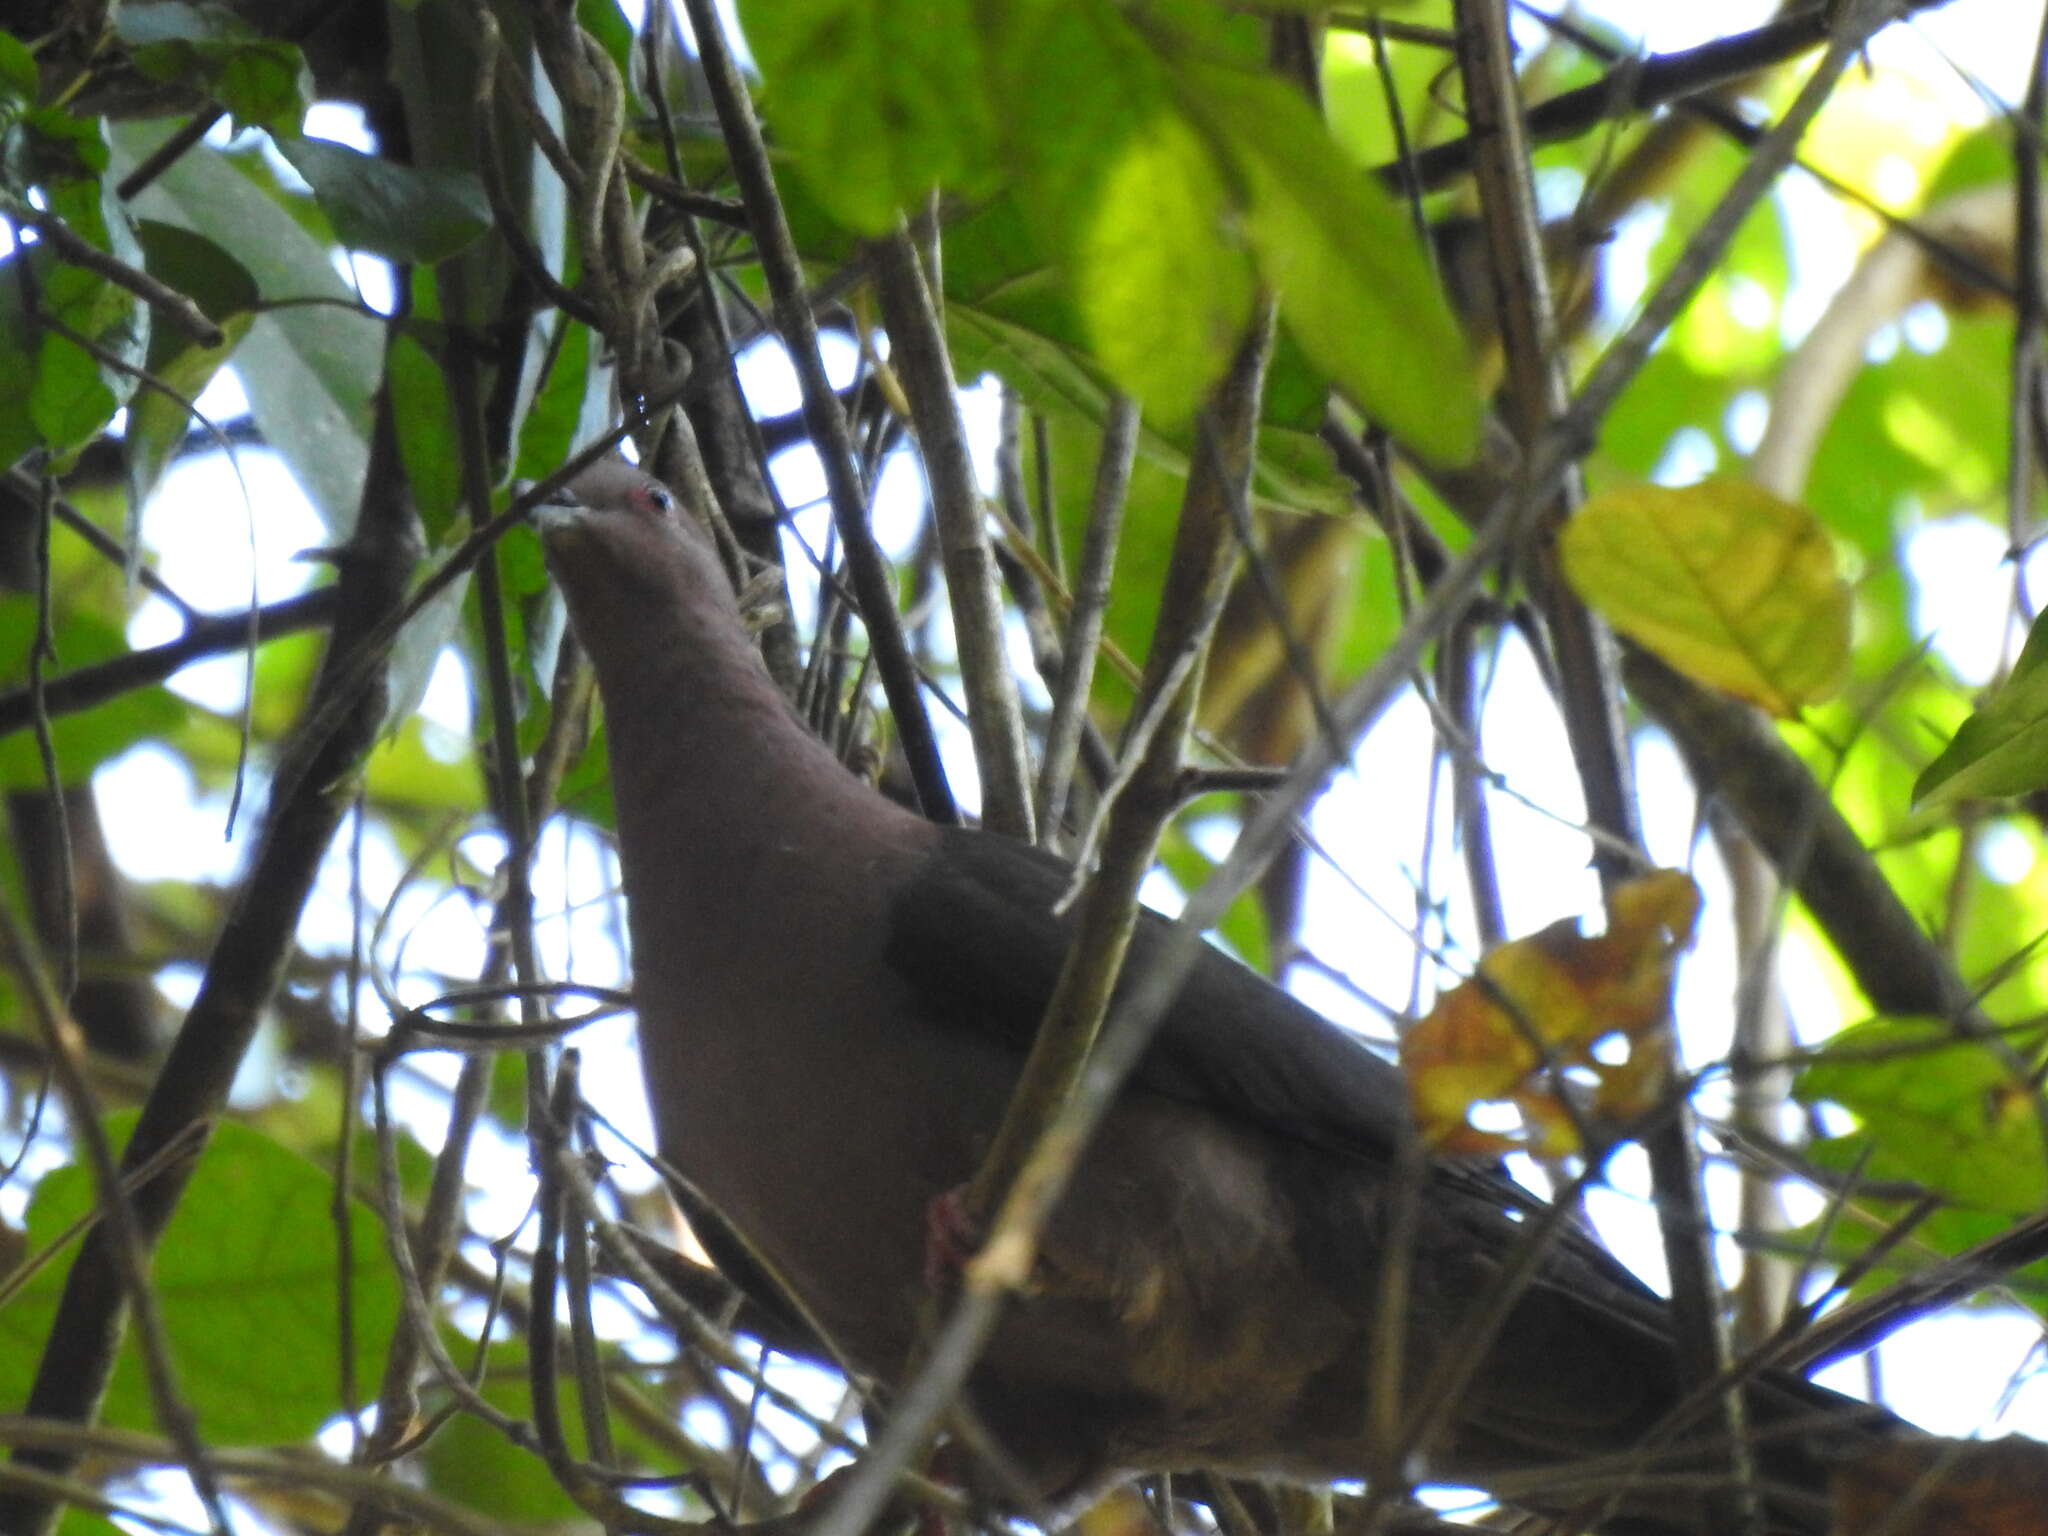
<box><xmin>532</xmin><ymin>455</ymin><xmax>760</xmax><ymax>666</ymax></box>
<box><xmin>532</xmin><ymin>457</ymin><xmax>723</xmax><ymax>600</ymax></box>
<box><xmin>533</xmin><ymin>457</ymin><xmax>682</xmax><ymax>550</ymax></box>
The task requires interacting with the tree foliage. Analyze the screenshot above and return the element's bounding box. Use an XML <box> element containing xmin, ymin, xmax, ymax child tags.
<box><xmin>0</xmin><ymin>1</ymin><xmax>2044</xmax><ymax>1532</ymax></box>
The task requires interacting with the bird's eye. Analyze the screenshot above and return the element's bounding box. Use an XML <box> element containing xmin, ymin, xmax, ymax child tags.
<box><xmin>642</xmin><ymin>486</ymin><xmax>674</xmax><ymax>516</ymax></box>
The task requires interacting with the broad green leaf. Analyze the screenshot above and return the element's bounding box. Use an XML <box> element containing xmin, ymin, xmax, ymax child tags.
<box><xmin>992</xmin><ymin>0</ymin><xmax>1252</xmax><ymax>424</ymax></box>
<box><xmin>1073</xmin><ymin>107</ymin><xmax>1254</xmax><ymax>423</ymax></box>
<box><xmin>932</xmin><ymin>194</ymin><xmax>1343</xmax><ymax>510</ymax></box>
<box><xmin>555</xmin><ymin>717</ymin><xmax>616</xmax><ymax>828</ymax></box>
<box><xmin>1177</xmin><ymin>62</ymin><xmax>1480</xmax><ymax>466</ymax></box>
<box><xmin>578</xmin><ymin>0</ymin><xmax>638</xmax><ymax>80</ymax></box>
<box><xmin>0</xmin><ymin>30</ymin><xmax>34</xmax><ymax>100</ymax></box>
<box><xmin>512</xmin><ymin>317</ymin><xmax>601</xmax><ymax>482</ymax></box>
<box><xmin>366</xmin><ymin>711</ymin><xmax>483</xmax><ymax>809</ymax></box>
<box><xmin>117</xmin><ymin>124</ymin><xmax>381</xmax><ymax>534</ymax></box>
<box><xmin>273</xmin><ymin>134</ymin><xmax>491</xmax><ymax>266</ymax></box>
<box><xmin>387</xmin><ymin>328</ymin><xmax>461</xmax><ymax>540</ymax></box>
<box><xmin>0</xmin><ymin>261</ymin><xmax>41</xmax><ymax>472</ymax></box>
<box><xmin>8</xmin><ymin>175</ymin><xmax>151</xmax><ymax>463</ymax></box>
<box><xmin>736</xmin><ymin>0</ymin><xmax>995</xmax><ymax>233</ymax></box>
<box><xmin>16</xmin><ymin>105</ymin><xmax>111</xmax><ymax>181</ymax></box>
<box><xmin>1797</xmin><ymin>1017</ymin><xmax>2048</xmax><ymax>1216</ymax></box>
<box><xmin>1915</xmin><ymin>610</ymin><xmax>2048</xmax><ymax>807</ymax></box>
<box><xmin>125</xmin><ymin>221</ymin><xmax>259</xmax><ymax>512</ymax></box>
<box><xmin>0</xmin><ymin>1116</ymin><xmax>400</xmax><ymax>1445</ymax></box>
<box><xmin>1561</xmin><ymin>477</ymin><xmax>1850</xmax><ymax>716</ymax></box>
<box><xmin>418</xmin><ymin>1319</ymin><xmax>687</xmax><ymax>1523</ymax></box>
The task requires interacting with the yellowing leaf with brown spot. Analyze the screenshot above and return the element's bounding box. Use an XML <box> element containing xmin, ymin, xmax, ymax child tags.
<box><xmin>1402</xmin><ymin>871</ymin><xmax>1701</xmax><ymax>1156</ymax></box>
<box><xmin>1560</xmin><ymin>478</ymin><xmax>1850</xmax><ymax>717</ymax></box>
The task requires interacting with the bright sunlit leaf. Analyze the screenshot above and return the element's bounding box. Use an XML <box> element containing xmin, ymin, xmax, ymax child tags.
<box><xmin>1562</xmin><ymin>477</ymin><xmax>1850</xmax><ymax>716</ymax></box>
<box><xmin>738</xmin><ymin>0</ymin><xmax>996</xmax><ymax>233</ymax></box>
<box><xmin>1073</xmin><ymin>108</ymin><xmax>1254</xmax><ymax>424</ymax></box>
<box><xmin>1915</xmin><ymin>610</ymin><xmax>2048</xmax><ymax>807</ymax></box>
<box><xmin>1797</xmin><ymin>1017</ymin><xmax>2048</xmax><ymax>1215</ymax></box>
<box><xmin>989</xmin><ymin>0</ymin><xmax>1257</xmax><ymax>423</ymax></box>
<box><xmin>1180</xmin><ymin>62</ymin><xmax>1481</xmax><ymax>466</ymax></box>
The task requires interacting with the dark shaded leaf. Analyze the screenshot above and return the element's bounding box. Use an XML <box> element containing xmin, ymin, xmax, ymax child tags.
<box><xmin>273</xmin><ymin>134</ymin><xmax>492</xmax><ymax>267</ymax></box>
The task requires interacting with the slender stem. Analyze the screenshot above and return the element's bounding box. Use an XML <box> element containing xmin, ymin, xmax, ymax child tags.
<box><xmin>679</xmin><ymin>0</ymin><xmax>958</xmax><ymax>823</ymax></box>
<box><xmin>873</xmin><ymin>228</ymin><xmax>1036</xmax><ymax>838</ymax></box>
<box><xmin>1035</xmin><ymin>397</ymin><xmax>1137</xmax><ymax>844</ymax></box>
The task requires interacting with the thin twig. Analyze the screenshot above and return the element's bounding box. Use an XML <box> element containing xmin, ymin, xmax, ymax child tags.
<box><xmin>815</xmin><ymin>303</ymin><xmax>1277</xmax><ymax>1536</ymax></box>
<box><xmin>873</xmin><ymin>226</ymin><xmax>1035</xmax><ymax>838</ymax></box>
<box><xmin>678</xmin><ymin>0</ymin><xmax>958</xmax><ymax>823</ymax></box>
<box><xmin>1035</xmin><ymin>397</ymin><xmax>1137</xmax><ymax>844</ymax></box>
<box><xmin>1394</xmin><ymin>0</ymin><xmax>1949</xmax><ymax>193</ymax></box>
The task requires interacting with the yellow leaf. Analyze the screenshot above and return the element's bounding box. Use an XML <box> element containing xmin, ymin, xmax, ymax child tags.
<box><xmin>1402</xmin><ymin>871</ymin><xmax>1701</xmax><ymax>1154</ymax></box>
<box><xmin>1560</xmin><ymin>478</ymin><xmax>1850</xmax><ymax>717</ymax></box>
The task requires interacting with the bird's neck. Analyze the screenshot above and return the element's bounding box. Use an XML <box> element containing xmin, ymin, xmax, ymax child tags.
<box><xmin>572</xmin><ymin>548</ymin><xmax>917</xmax><ymax>931</ymax></box>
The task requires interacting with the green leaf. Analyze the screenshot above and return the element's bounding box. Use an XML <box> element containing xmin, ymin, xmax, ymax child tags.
<box><xmin>1075</xmin><ymin>106</ymin><xmax>1254</xmax><ymax>424</ymax></box>
<box><xmin>125</xmin><ymin>221</ymin><xmax>259</xmax><ymax>511</ymax></box>
<box><xmin>273</xmin><ymin>134</ymin><xmax>492</xmax><ymax>266</ymax></box>
<box><xmin>134</xmin><ymin>220</ymin><xmax>261</xmax><ymax>344</ymax></box>
<box><xmin>0</xmin><ymin>265</ymin><xmax>46</xmax><ymax>472</ymax></box>
<box><xmin>116</xmin><ymin>1</ymin><xmax>309</xmax><ymax>129</ymax></box>
<box><xmin>0</xmin><ymin>1116</ymin><xmax>401</xmax><ymax>1445</ymax></box>
<box><xmin>554</xmin><ymin>717</ymin><xmax>616</xmax><ymax>828</ymax></box>
<box><xmin>1561</xmin><ymin>477</ymin><xmax>1851</xmax><ymax>717</ymax></box>
<box><xmin>0</xmin><ymin>30</ymin><xmax>35</xmax><ymax>100</ymax></box>
<box><xmin>116</xmin><ymin>124</ymin><xmax>381</xmax><ymax>534</ymax></box>
<box><xmin>0</xmin><ymin>608</ymin><xmax>188</xmax><ymax>787</ymax></box>
<box><xmin>4</xmin><ymin>174</ymin><xmax>152</xmax><ymax>463</ymax></box>
<box><xmin>388</xmin><ymin>329</ymin><xmax>462</xmax><ymax>540</ymax></box>
<box><xmin>18</xmin><ymin>106</ymin><xmax>111</xmax><ymax>180</ymax></box>
<box><xmin>1176</xmin><ymin>61</ymin><xmax>1479</xmax><ymax>467</ymax></box>
<box><xmin>1915</xmin><ymin>610</ymin><xmax>2048</xmax><ymax>807</ymax></box>
<box><xmin>577</xmin><ymin>0</ymin><xmax>638</xmax><ymax>82</ymax></box>
<box><xmin>366</xmin><ymin>711</ymin><xmax>483</xmax><ymax>810</ymax></box>
<box><xmin>512</xmin><ymin>318</ymin><xmax>603</xmax><ymax>483</ymax></box>
<box><xmin>737</xmin><ymin>0</ymin><xmax>996</xmax><ymax>233</ymax></box>
<box><xmin>418</xmin><ymin>1319</ymin><xmax>688</xmax><ymax>1523</ymax></box>
<box><xmin>993</xmin><ymin>0</ymin><xmax>1252</xmax><ymax>424</ymax></box>
<box><xmin>1797</xmin><ymin>1017</ymin><xmax>2048</xmax><ymax>1216</ymax></box>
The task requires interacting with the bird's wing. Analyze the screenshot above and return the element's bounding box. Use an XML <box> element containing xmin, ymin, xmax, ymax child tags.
<box><xmin>884</xmin><ymin>826</ymin><xmax>1686</xmax><ymax>1322</ymax></box>
<box><xmin>884</xmin><ymin>825</ymin><xmax>1418</xmax><ymax>1165</ymax></box>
